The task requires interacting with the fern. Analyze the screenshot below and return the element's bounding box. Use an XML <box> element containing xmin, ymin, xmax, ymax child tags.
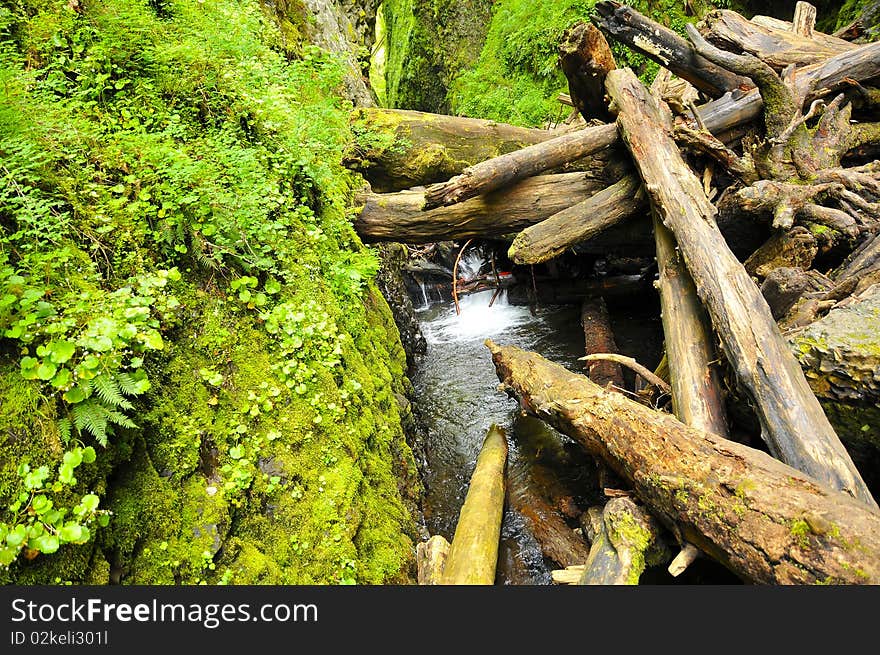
<box><xmin>115</xmin><ymin>372</ymin><xmax>140</xmax><ymax>396</ymax></box>
<box><xmin>92</xmin><ymin>374</ymin><xmax>134</xmax><ymax>411</ymax></box>
<box><xmin>72</xmin><ymin>400</ymin><xmax>109</xmax><ymax>446</ymax></box>
<box><xmin>57</xmin><ymin>417</ymin><xmax>72</xmax><ymax>445</ymax></box>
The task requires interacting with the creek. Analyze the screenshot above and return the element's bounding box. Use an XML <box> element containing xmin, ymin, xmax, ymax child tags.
<box><xmin>410</xmin><ymin>259</ymin><xmax>666</xmax><ymax>583</ymax></box>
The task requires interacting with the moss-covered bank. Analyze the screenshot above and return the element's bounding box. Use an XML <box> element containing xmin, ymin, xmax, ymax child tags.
<box><xmin>0</xmin><ymin>0</ymin><xmax>420</xmax><ymax>584</ymax></box>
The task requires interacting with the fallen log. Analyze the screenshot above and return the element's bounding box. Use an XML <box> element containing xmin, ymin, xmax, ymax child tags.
<box><xmin>505</xmin><ymin>274</ymin><xmax>651</xmax><ymax>306</ymax></box>
<box><xmin>606</xmin><ymin>67</ymin><xmax>876</xmax><ymax>507</ymax></box>
<box><xmin>343</xmin><ymin>108</ymin><xmax>616</xmax><ymax>192</ymax></box>
<box><xmin>417</xmin><ymin>535</ymin><xmax>450</xmax><ymax>585</ymax></box>
<box><xmin>744</xmin><ymin>227</ymin><xmax>819</xmax><ymax>280</ymax></box>
<box><xmin>507</xmin><ymin>174</ymin><xmax>645</xmax><ymax>265</ymax></box>
<box><xmin>592</xmin><ymin>1</ymin><xmax>751</xmax><ymax>98</ymax></box>
<box><xmin>507</xmin><ymin>462</ymin><xmax>592</xmax><ymax>568</ymax></box>
<box><xmin>441</xmin><ymin>424</ymin><xmax>508</xmax><ymax>585</ymax></box>
<box><xmin>762</xmin><ymin>267</ymin><xmax>832</xmax><ymax>321</ymax></box>
<box><xmin>823</xmin><ymin>231</ymin><xmax>880</xmax><ymax>302</ymax></box>
<box><xmin>700</xmin><ymin>8</ymin><xmax>855</xmax><ymax>70</ymax></box>
<box><xmin>653</xmin><ymin>216</ymin><xmax>729</xmax><ymax>438</ymax></box>
<box><xmin>486</xmin><ymin>341</ymin><xmax>880</xmax><ymax>584</ymax></box>
<box><xmin>559</xmin><ymin>22</ymin><xmax>616</xmax><ymax>123</ymax></box>
<box><xmin>354</xmin><ymin>172</ymin><xmax>613</xmax><ymax>243</ymax></box>
<box><xmin>580</xmin><ymin>296</ymin><xmax>625</xmax><ymax>389</ymax></box>
<box><xmin>420</xmin><ymin>39</ymin><xmax>880</xmax><ymax>210</ymax></box>
<box><xmin>579</xmin><ymin>498</ymin><xmax>667</xmax><ymax>585</ymax></box>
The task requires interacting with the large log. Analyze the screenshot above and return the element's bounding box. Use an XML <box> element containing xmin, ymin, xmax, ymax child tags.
<box><xmin>441</xmin><ymin>424</ymin><xmax>508</xmax><ymax>585</ymax></box>
<box><xmin>420</xmin><ymin>39</ymin><xmax>880</xmax><ymax>210</ymax></box>
<box><xmin>507</xmin><ymin>174</ymin><xmax>645</xmax><ymax>265</ymax></box>
<box><xmin>507</xmin><ymin>462</ymin><xmax>592</xmax><ymax>568</ymax></box>
<box><xmin>344</xmin><ymin>108</ymin><xmax>613</xmax><ymax>192</ymax></box>
<box><xmin>416</xmin><ymin>535</ymin><xmax>450</xmax><ymax>585</ymax></box>
<box><xmin>606</xmin><ymin>67</ymin><xmax>876</xmax><ymax>507</ymax></box>
<box><xmin>592</xmin><ymin>1</ymin><xmax>751</xmax><ymax>98</ymax></box>
<box><xmin>653</xmin><ymin>217</ymin><xmax>728</xmax><ymax>439</ymax></box>
<box><xmin>486</xmin><ymin>341</ymin><xmax>880</xmax><ymax>584</ymax></box>
<box><xmin>354</xmin><ymin>172</ymin><xmax>613</xmax><ymax>243</ymax></box>
<box><xmin>700</xmin><ymin>9</ymin><xmax>855</xmax><ymax>70</ymax></box>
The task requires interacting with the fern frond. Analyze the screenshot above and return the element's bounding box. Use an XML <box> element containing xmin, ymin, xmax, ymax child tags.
<box><xmin>72</xmin><ymin>399</ymin><xmax>109</xmax><ymax>446</ymax></box>
<box><xmin>93</xmin><ymin>374</ymin><xmax>133</xmax><ymax>410</ymax></box>
<box><xmin>104</xmin><ymin>408</ymin><xmax>138</xmax><ymax>430</ymax></box>
<box><xmin>57</xmin><ymin>418</ymin><xmax>72</xmax><ymax>445</ymax></box>
<box><xmin>115</xmin><ymin>372</ymin><xmax>140</xmax><ymax>396</ymax></box>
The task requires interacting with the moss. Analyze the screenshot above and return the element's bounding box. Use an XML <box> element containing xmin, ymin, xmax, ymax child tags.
<box><xmin>607</xmin><ymin>511</ymin><xmax>654</xmax><ymax>585</ymax></box>
<box><xmin>790</xmin><ymin>519</ymin><xmax>811</xmax><ymax>548</ymax></box>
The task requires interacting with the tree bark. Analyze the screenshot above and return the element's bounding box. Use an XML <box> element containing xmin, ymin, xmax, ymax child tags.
<box><xmin>653</xmin><ymin>216</ymin><xmax>729</xmax><ymax>438</ymax></box>
<box><xmin>606</xmin><ymin>67</ymin><xmax>876</xmax><ymax>508</ymax></box>
<box><xmin>580</xmin><ymin>296</ymin><xmax>625</xmax><ymax>389</ymax></box>
<box><xmin>423</xmin><ymin>123</ymin><xmax>620</xmax><ymax>210</ymax></box>
<box><xmin>592</xmin><ymin>1</ymin><xmax>751</xmax><ymax>98</ymax></box>
<box><xmin>486</xmin><ymin>341</ymin><xmax>880</xmax><ymax>584</ymax></box>
<box><xmin>700</xmin><ymin>9</ymin><xmax>855</xmax><ymax>71</ymax></box>
<box><xmin>354</xmin><ymin>172</ymin><xmax>614</xmax><ymax>243</ymax></box>
<box><xmin>441</xmin><ymin>425</ymin><xmax>508</xmax><ymax>585</ymax></box>
<box><xmin>559</xmin><ymin>22</ymin><xmax>616</xmax><ymax>122</ymax></box>
<box><xmin>507</xmin><ymin>174</ymin><xmax>645</xmax><ymax>265</ymax></box>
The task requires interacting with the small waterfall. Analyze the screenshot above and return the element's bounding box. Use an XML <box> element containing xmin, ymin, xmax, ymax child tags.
<box><xmin>418</xmin><ymin>280</ymin><xmax>429</xmax><ymax>310</ymax></box>
<box><xmin>422</xmin><ymin>289</ymin><xmax>530</xmax><ymax>344</ymax></box>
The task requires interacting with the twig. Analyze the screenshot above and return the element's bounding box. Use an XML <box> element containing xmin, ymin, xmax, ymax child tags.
<box><xmin>452</xmin><ymin>238</ymin><xmax>473</xmax><ymax>316</ymax></box>
<box><xmin>578</xmin><ymin>353</ymin><xmax>672</xmax><ymax>393</ymax></box>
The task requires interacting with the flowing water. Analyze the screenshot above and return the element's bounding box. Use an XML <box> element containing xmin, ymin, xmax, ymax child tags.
<box><xmin>412</xmin><ymin>288</ymin><xmax>664</xmax><ymax>584</ymax></box>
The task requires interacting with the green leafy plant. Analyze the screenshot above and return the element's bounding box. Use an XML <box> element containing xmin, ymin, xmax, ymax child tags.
<box><xmin>0</xmin><ymin>446</ymin><xmax>108</xmax><ymax>568</ymax></box>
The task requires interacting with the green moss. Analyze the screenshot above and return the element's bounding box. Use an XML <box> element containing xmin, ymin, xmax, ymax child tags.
<box><xmin>607</xmin><ymin>512</ymin><xmax>654</xmax><ymax>585</ymax></box>
<box><xmin>1</xmin><ymin>0</ymin><xmax>422</xmax><ymax>585</ymax></box>
<box><xmin>790</xmin><ymin>519</ymin><xmax>811</xmax><ymax>548</ymax></box>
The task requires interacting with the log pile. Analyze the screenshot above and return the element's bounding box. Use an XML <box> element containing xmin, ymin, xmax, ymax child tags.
<box><xmin>358</xmin><ymin>3</ymin><xmax>880</xmax><ymax>583</ymax></box>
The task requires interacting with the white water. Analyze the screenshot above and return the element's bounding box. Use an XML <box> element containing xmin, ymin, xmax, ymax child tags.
<box><xmin>420</xmin><ymin>290</ymin><xmax>534</xmax><ymax>344</ymax></box>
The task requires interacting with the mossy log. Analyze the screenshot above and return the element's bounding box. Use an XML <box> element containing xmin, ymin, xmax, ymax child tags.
<box><xmin>507</xmin><ymin>174</ymin><xmax>645</xmax><ymax>265</ymax></box>
<box><xmin>606</xmin><ymin>67</ymin><xmax>876</xmax><ymax>508</ymax></box>
<box><xmin>416</xmin><ymin>535</ymin><xmax>450</xmax><ymax>585</ymax></box>
<box><xmin>700</xmin><ymin>9</ymin><xmax>855</xmax><ymax>70</ymax></box>
<box><xmin>507</xmin><ymin>462</ymin><xmax>592</xmax><ymax>568</ymax></box>
<box><xmin>578</xmin><ymin>498</ymin><xmax>666</xmax><ymax>585</ymax></box>
<box><xmin>354</xmin><ymin>172</ymin><xmax>614</xmax><ymax>243</ymax></box>
<box><xmin>441</xmin><ymin>424</ymin><xmax>508</xmax><ymax>585</ymax></box>
<box><xmin>486</xmin><ymin>341</ymin><xmax>880</xmax><ymax>584</ymax></box>
<box><xmin>345</xmin><ymin>108</ymin><xmax>556</xmax><ymax>192</ymax></box>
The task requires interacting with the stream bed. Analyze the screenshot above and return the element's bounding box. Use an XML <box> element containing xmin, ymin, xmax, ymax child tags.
<box><xmin>411</xmin><ymin>288</ymin><xmax>664</xmax><ymax>584</ymax></box>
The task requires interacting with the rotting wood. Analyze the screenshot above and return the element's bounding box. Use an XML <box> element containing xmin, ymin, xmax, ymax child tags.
<box><xmin>580</xmin><ymin>296</ymin><xmax>625</xmax><ymax>389</ymax></box>
<box><xmin>592</xmin><ymin>1</ymin><xmax>751</xmax><ymax>97</ymax></box>
<box><xmin>606</xmin><ymin>67</ymin><xmax>876</xmax><ymax>507</ymax></box>
<box><xmin>507</xmin><ymin>174</ymin><xmax>644</xmax><ymax>265</ymax></box>
<box><xmin>653</xmin><ymin>216</ymin><xmax>729</xmax><ymax>438</ymax></box>
<box><xmin>559</xmin><ymin>22</ymin><xmax>616</xmax><ymax>122</ymax></box>
<box><xmin>418</xmin><ymin>37</ymin><xmax>880</xmax><ymax>212</ymax></box>
<box><xmin>441</xmin><ymin>424</ymin><xmax>508</xmax><ymax>585</ymax></box>
<box><xmin>354</xmin><ymin>172</ymin><xmax>614</xmax><ymax>243</ymax></box>
<box><xmin>417</xmin><ymin>535</ymin><xmax>450</xmax><ymax>585</ymax></box>
<box><xmin>578</xmin><ymin>498</ymin><xmax>667</xmax><ymax>585</ymax></box>
<box><xmin>507</xmin><ymin>462</ymin><xmax>592</xmax><ymax>568</ymax></box>
<box><xmin>699</xmin><ymin>8</ymin><xmax>854</xmax><ymax>70</ymax></box>
<box><xmin>487</xmin><ymin>341</ymin><xmax>880</xmax><ymax>584</ymax></box>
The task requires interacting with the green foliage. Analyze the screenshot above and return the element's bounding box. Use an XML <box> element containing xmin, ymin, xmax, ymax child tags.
<box><xmin>446</xmin><ymin>0</ymin><xmax>722</xmax><ymax>127</ymax></box>
<box><xmin>0</xmin><ymin>0</ymin><xmax>417</xmax><ymax>585</ymax></box>
<box><xmin>0</xmin><ymin>447</ymin><xmax>108</xmax><ymax>568</ymax></box>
